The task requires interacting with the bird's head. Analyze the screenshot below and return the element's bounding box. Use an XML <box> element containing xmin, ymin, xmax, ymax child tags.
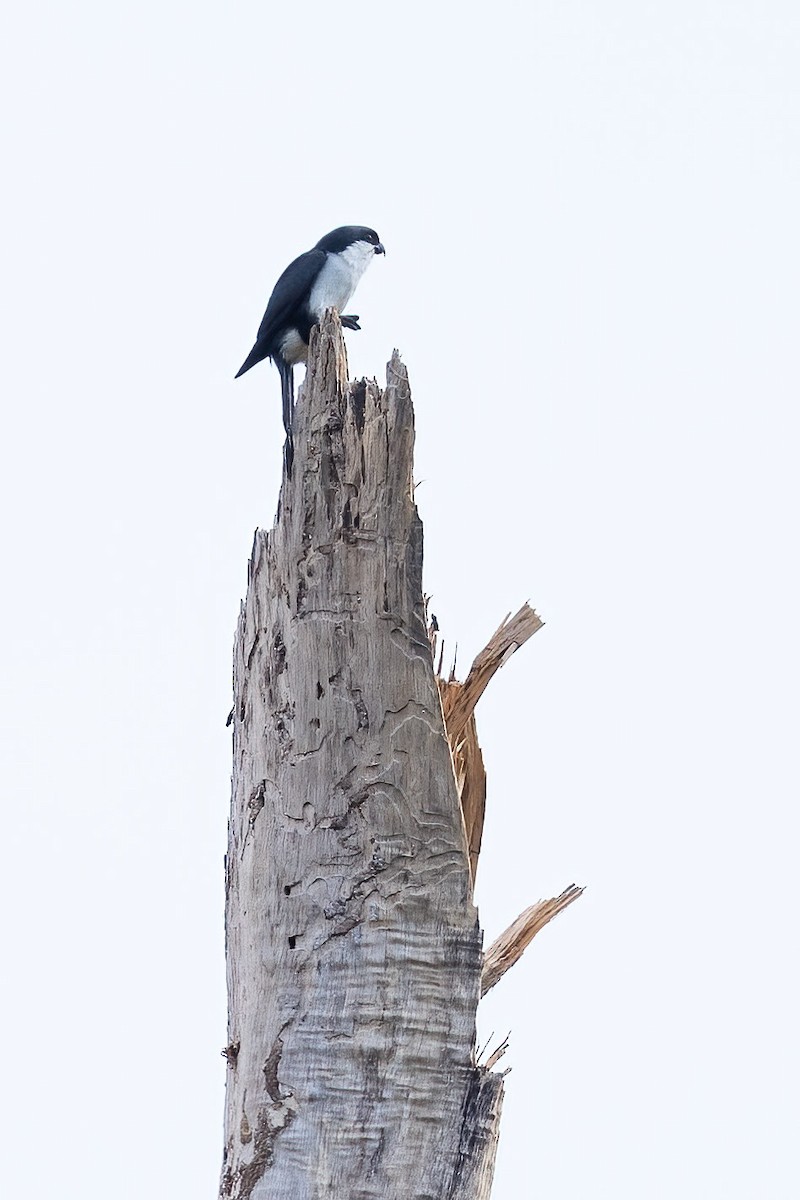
<box><xmin>316</xmin><ymin>226</ymin><xmax>385</xmax><ymax>256</ymax></box>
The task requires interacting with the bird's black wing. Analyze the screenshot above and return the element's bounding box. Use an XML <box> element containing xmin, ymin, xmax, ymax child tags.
<box><xmin>235</xmin><ymin>248</ymin><xmax>326</xmax><ymax>378</ymax></box>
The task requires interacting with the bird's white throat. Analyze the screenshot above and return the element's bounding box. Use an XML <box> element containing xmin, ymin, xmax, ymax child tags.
<box><xmin>308</xmin><ymin>241</ymin><xmax>376</xmax><ymax>319</ymax></box>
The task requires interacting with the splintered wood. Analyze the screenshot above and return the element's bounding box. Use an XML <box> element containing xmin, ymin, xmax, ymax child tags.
<box><xmin>430</xmin><ymin>608</ymin><xmax>582</xmax><ymax>1009</ymax></box>
<box><xmin>480</xmin><ymin>885</ymin><xmax>585</xmax><ymax>996</ymax></box>
<box><xmin>431</xmin><ymin>605</ymin><xmax>543</xmax><ymax>887</ymax></box>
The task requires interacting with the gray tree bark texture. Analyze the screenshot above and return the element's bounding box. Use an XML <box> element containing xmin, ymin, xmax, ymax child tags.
<box><xmin>220</xmin><ymin>313</ymin><xmax>576</xmax><ymax>1199</ymax></box>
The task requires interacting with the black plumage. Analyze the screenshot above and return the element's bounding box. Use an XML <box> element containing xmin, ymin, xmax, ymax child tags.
<box><xmin>235</xmin><ymin>226</ymin><xmax>385</xmax><ymax>474</ymax></box>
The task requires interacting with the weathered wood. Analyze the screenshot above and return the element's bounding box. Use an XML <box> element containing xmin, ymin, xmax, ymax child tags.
<box><xmin>221</xmin><ymin>313</ymin><xmax>501</xmax><ymax>1199</ymax></box>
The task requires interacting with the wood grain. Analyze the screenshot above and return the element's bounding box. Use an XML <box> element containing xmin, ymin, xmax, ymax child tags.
<box><xmin>220</xmin><ymin>313</ymin><xmax>501</xmax><ymax>1200</ymax></box>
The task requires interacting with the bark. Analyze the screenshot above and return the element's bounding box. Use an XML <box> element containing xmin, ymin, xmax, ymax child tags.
<box><xmin>221</xmin><ymin>314</ymin><xmax>501</xmax><ymax>1200</ymax></box>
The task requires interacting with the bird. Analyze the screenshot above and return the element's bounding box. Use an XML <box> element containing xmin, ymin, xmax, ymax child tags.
<box><xmin>235</xmin><ymin>225</ymin><xmax>385</xmax><ymax>472</ymax></box>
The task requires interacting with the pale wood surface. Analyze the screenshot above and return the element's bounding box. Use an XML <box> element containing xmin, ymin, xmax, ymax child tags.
<box><xmin>220</xmin><ymin>314</ymin><xmax>501</xmax><ymax>1200</ymax></box>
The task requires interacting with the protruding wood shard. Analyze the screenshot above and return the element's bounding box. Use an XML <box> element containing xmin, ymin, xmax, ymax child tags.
<box><xmin>433</xmin><ymin>604</ymin><xmax>543</xmax><ymax>887</ymax></box>
<box><xmin>440</xmin><ymin>605</ymin><xmax>544</xmax><ymax>744</ymax></box>
<box><xmin>481</xmin><ymin>885</ymin><xmax>585</xmax><ymax>997</ymax></box>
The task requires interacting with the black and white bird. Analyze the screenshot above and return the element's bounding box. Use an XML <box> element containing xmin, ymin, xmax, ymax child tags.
<box><xmin>235</xmin><ymin>225</ymin><xmax>385</xmax><ymax>470</ymax></box>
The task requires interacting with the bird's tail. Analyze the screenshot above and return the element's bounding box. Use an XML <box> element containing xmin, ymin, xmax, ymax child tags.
<box><xmin>234</xmin><ymin>343</ymin><xmax>269</xmax><ymax>378</ymax></box>
<box><xmin>278</xmin><ymin>360</ymin><xmax>295</xmax><ymax>476</ymax></box>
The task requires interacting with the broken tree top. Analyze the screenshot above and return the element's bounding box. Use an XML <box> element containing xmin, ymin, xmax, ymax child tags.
<box><xmin>220</xmin><ymin>311</ymin><xmax>579</xmax><ymax>1200</ymax></box>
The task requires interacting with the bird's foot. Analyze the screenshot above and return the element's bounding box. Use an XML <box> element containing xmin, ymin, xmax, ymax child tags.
<box><xmin>341</xmin><ymin>314</ymin><xmax>361</xmax><ymax>331</ymax></box>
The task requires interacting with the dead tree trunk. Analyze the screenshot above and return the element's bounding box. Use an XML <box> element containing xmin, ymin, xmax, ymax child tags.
<box><xmin>220</xmin><ymin>313</ymin><xmax>580</xmax><ymax>1200</ymax></box>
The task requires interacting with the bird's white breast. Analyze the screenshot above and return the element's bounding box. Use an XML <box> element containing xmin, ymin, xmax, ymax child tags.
<box><xmin>279</xmin><ymin>327</ymin><xmax>310</xmax><ymax>365</ymax></box>
<box><xmin>308</xmin><ymin>241</ymin><xmax>376</xmax><ymax>318</ymax></box>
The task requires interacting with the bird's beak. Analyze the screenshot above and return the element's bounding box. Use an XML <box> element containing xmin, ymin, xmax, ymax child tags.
<box><xmin>375</xmin><ymin>243</ymin><xmax>386</xmax><ymax>255</ymax></box>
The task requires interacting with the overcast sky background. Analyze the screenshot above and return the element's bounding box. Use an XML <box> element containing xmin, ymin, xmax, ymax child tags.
<box><xmin>2</xmin><ymin>1</ymin><xmax>799</xmax><ymax>1196</ymax></box>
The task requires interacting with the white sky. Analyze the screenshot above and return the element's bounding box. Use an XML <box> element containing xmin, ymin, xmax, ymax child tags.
<box><xmin>1</xmin><ymin>1</ymin><xmax>799</xmax><ymax>1196</ymax></box>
